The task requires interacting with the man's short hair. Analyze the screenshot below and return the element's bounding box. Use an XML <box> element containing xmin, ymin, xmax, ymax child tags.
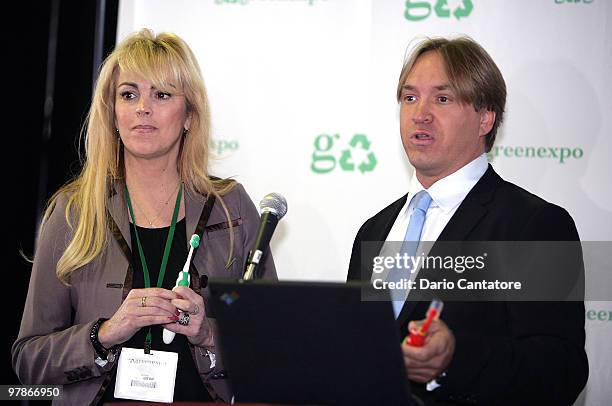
<box><xmin>396</xmin><ymin>36</ymin><xmax>506</xmax><ymax>152</ymax></box>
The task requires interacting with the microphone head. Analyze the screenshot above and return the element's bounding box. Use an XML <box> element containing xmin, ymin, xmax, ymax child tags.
<box><xmin>260</xmin><ymin>193</ymin><xmax>288</xmax><ymax>219</ymax></box>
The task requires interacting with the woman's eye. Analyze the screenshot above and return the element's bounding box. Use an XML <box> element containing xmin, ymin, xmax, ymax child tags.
<box><xmin>120</xmin><ymin>91</ymin><xmax>136</xmax><ymax>100</ymax></box>
<box><xmin>437</xmin><ymin>96</ymin><xmax>449</xmax><ymax>103</ymax></box>
<box><xmin>404</xmin><ymin>95</ymin><xmax>416</xmax><ymax>102</ymax></box>
<box><xmin>156</xmin><ymin>91</ymin><xmax>171</xmax><ymax>100</ymax></box>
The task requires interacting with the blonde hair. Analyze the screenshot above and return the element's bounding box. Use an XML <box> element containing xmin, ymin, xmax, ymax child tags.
<box><xmin>43</xmin><ymin>29</ymin><xmax>236</xmax><ymax>284</ymax></box>
<box><xmin>397</xmin><ymin>36</ymin><xmax>506</xmax><ymax>152</ymax></box>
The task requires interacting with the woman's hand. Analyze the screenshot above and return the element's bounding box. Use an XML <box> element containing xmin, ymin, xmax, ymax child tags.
<box><xmin>98</xmin><ymin>288</ymin><xmax>179</xmax><ymax>347</ymax></box>
<box><xmin>162</xmin><ymin>286</ymin><xmax>214</xmax><ymax>348</ymax></box>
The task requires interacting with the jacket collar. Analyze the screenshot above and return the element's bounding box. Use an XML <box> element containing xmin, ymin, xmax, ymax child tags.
<box><xmin>435</xmin><ymin>164</ymin><xmax>500</xmax><ymax>242</ymax></box>
<box><xmin>106</xmin><ymin>179</ymin><xmax>207</xmax><ymax>248</ymax></box>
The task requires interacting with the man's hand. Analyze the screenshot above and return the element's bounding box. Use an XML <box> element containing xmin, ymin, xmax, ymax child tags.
<box><xmin>402</xmin><ymin>318</ymin><xmax>455</xmax><ymax>383</ymax></box>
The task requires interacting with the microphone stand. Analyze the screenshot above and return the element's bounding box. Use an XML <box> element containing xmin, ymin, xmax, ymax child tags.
<box><xmin>243</xmin><ymin>255</ymin><xmax>259</xmax><ymax>281</ymax></box>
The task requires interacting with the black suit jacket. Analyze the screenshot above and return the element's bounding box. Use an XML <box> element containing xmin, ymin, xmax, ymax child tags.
<box><xmin>348</xmin><ymin>166</ymin><xmax>588</xmax><ymax>405</ymax></box>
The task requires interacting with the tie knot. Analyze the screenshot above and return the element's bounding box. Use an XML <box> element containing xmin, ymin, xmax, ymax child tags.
<box><xmin>412</xmin><ymin>190</ymin><xmax>432</xmax><ymax>213</ymax></box>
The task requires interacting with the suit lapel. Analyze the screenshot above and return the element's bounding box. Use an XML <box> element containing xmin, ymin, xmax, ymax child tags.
<box><xmin>106</xmin><ymin>181</ymin><xmax>208</xmax><ymax>298</ymax></box>
<box><xmin>396</xmin><ymin>166</ymin><xmax>502</xmax><ymax>327</ymax></box>
<box><xmin>107</xmin><ymin>180</ymin><xmax>131</xmax><ymax>250</ymax></box>
<box><xmin>371</xmin><ymin>195</ymin><xmax>407</xmax><ymax>241</ymax></box>
<box><xmin>184</xmin><ymin>186</ymin><xmax>206</xmax><ymax>241</ymax></box>
<box><xmin>365</xmin><ymin>195</ymin><xmax>408</xmax><ymax>279</ymax></box>
<box><xmin>436</xmin><ymin>166</ymin><xmax>499</xmax><ymax>242</ymax></box>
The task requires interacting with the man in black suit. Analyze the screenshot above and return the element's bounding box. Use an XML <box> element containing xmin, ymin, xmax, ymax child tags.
<box><xmin>348</xmin><ymin>37</ymin><xmax>588</xmax><ymax>405</ymax></box>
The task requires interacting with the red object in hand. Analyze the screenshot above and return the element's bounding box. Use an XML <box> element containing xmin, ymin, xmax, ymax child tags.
<box><xmin>405</xmin><ymin>299</ymin><xmax>443</xmax><ymax>347</ymax></box>
<box><xmin>406</xmin><ymin>332</ymin><xmax>426</xmax><ymax>346</ymax></box>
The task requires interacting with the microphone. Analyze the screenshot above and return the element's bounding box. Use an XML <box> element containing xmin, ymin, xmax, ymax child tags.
<box><xmin>243</xmin><ymin>193</ymin><xmax>288</xmax><ymax>280</ymax></box>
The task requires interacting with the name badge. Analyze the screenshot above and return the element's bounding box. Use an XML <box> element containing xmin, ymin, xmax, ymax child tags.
<box><xmin>114</xmin><ymin>347</ymin><xmax>178</xmax><ymax>403</ymax></box>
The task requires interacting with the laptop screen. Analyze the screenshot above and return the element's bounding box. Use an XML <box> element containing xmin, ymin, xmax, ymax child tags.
<box><xmin>207</xmin><ymin>279</ymin><xmax>412</xmax><ymax>405</ymax></box>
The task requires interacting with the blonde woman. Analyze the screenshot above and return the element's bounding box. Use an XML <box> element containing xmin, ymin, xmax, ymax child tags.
<box><xmin>12</xmin><ymin>29</ymin><xmax>275</xmax><ymax>405</ymax></box>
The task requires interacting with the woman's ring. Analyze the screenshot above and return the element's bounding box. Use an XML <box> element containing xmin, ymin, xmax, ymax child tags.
<box><xmin>141</xmin><ymin>296</ymin><xmax>147</xmax><ymax>307</ymax></box>
<box><xmin>178</xmin><ymin>312</ymin><xmax>190</xmax><ymax>326</ymax></box>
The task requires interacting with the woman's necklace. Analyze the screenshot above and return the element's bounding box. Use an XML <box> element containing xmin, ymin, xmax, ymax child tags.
<box><xmin>134</xmin><ymin>182</ymin><xmax>181</xmax><ymax>228</ymax></box>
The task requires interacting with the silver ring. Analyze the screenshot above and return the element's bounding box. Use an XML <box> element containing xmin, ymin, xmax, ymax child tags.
<box><xmin>141</xmin><ymin>297</ymin><xmax>147</xmax><ymax>307</ymax></box>
<box><xmin>178</xmin><ymin>312</ymin><xmax>190</xmax><ymax>326</ymax></box>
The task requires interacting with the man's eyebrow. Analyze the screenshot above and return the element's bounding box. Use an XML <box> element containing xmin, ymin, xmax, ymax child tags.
<box><xmin>434</xmin><ymin>84</ymin><xmax>452</xmax><ymax>91</ymax></box>
<box><xmin>401</xmin><ymin>84</ymin><xmax>452</xmax><ymax>91</ymax></box>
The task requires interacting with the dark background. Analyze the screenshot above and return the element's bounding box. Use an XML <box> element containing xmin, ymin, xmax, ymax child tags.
<box><xmin>11</xmin><ymin>0</ymin><xmax>119</xmax><ymax>393</ymax></box>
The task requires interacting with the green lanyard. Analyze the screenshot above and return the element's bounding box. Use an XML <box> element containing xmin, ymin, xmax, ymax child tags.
<box><xmin>125</xmin><ymin>183</ymin><xmax>183</xmax><ymax>353</ymax></box>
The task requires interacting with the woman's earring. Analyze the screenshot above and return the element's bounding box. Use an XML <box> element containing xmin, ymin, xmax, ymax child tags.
<box><xmin>183</xmin><ymin>128</ymin><xmax>189</xmax><ymax>137</ymax></box>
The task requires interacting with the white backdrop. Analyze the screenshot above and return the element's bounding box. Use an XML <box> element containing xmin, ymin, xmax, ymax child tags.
<box><xmin>117</xmin><ymin>1</ymin><xmax>611</xmax><ymax>404</ymax></box>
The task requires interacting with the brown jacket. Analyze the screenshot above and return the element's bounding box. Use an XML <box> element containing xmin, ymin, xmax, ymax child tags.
<box><xmin>12</xmin><ymin>181</ymin><xmax>276</xmax><ymax>405</ymax></box>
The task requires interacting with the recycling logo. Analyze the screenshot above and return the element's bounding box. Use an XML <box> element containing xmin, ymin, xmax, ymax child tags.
<box><xmin>339</xmin><ymin>134</ymin><xmax>377</xmax><ymax>173</ymax></box>
<box><xmin>311</xmin><ymin>133</ymin><xmax>377</xmax><ymax>174</ymax></box>
<box><xmin>405</xmin><ymin>0</ymin><xmax>473</xmax><ymax>21</ymax></box>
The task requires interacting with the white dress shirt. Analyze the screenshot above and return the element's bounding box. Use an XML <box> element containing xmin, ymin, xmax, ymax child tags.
<box><xmin>385</xmin><ymin>153</ymin><xmax>489</xmax><ymax>245</ymax></box>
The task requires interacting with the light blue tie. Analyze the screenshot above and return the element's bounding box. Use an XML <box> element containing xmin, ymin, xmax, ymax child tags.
<box><xmin>389</xmin><ymin>190</ymin><xmax>432</xmax><ymax>318</ymax></box>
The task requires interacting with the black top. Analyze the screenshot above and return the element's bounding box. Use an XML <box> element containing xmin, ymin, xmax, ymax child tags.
<box><xmin>101</xmin><ymin>218</ymin><xmax>212</xmax><ymax>403</ymax></box>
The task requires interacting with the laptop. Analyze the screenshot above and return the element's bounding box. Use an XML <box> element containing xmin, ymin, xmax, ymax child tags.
<box><xmin>207</xmin><ymin>279</ymin><xmax>413</xmax><ymax>405</ymax></box>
